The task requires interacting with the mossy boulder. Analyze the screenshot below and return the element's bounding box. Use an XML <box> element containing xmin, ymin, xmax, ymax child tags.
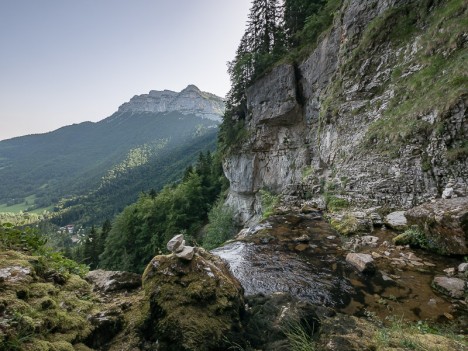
<box><xmin>141</xmin><ymin>248</ymin><xmax>244</xmax><ymax>351</ymax></box>
<box><xmin>405</xmin><ymin>197</ymin><xmax>468</xmax><ymax>255</ymax></box>
<box><xmin>329</xmin><ymin>212</ymin><xmax>372</xmax><ymax>236</ymax></box>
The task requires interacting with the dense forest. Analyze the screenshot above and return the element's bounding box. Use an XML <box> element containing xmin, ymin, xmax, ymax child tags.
<box><xmin>72</xmin><ymin>151</ymin><xmax>232</xmax><ymax>273</ymax></box>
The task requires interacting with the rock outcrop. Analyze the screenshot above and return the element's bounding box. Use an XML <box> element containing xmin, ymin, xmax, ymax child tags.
<box><xmin>141</xmin><ymin>247</ymin><xmax>244</xmax><ymax>350</ymax></box>
<box><xmin>117</xmin><ymin>84</ymin><xmax>225</xmax><ymax>121</ymax></box>
<box><xmin>86</xmin><ymin>269</ymin><xmax>141</xmax><ymax>292</ymax></box>
<box><xmin>224</xmin><ymin>0</ymin><xmax>468</xmax><ymax>225</ymax></box>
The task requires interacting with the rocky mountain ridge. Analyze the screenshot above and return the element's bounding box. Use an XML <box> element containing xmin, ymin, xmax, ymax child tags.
<box><xmin>224</xmin><ymin>0</ymin><xmax>468</xmax><ymax>225</ymax></box>
<box><xmin>116</xmin><ymin>84</ymin><xmax>225</xmax><ymax>121</ymax></box>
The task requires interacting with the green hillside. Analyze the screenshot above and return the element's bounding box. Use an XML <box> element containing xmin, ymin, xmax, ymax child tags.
<box><xmin>0</xmin><ymin>110</ymin><xmax>219</xmax><ymax>225</ymax></box>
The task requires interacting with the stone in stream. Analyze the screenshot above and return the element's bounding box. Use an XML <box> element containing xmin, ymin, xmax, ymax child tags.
<box><xmin>432</xmin><ymin>276</ymin><xmax>466</xmax><ymax>299</ymax></box>
<box><xmin>346</xmin><ymin>253</ymin><xmax>375</xmax><ymax>274</ymax></box>
<box><xmin>167</xmin><ymin>234</ymin><xmax>185</xmax><ymax>253</ymax></box>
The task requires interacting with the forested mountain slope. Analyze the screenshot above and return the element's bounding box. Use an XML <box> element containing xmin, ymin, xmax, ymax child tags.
<box><xmin>0</xmin><ymin>85</ymin><xmax>224</xmax><ymax>224</ymax></box>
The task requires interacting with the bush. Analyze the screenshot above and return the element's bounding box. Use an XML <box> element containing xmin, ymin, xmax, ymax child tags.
<box><xmin>0</xmin><ymin>223</ymin><xmax>88</xmax><ymax>277</ymax></box>
<box><xmin>259</xmin><ymin>189</ymin><xmax>280</xmax><ymax>219</ymax></box>
<box><xmin>202</xmin><ymin>200</ymin><xmax>236</xmax><ymax>250</ymax></box>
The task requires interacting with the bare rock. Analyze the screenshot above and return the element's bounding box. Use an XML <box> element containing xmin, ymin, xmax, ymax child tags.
<box><xmin>384</xmin><ymin>211</ymin><xmax>408</xmax><ymax>231</ymax></box>
<box><xmin>458</xmin><ymin>262</ymin><xmax>468</xmax><ymax>273</ymax></box>
<box><xmin>167</xmin><ymin>234</ymin><xmax>185</xmax><ymax>253</ymax></box>
<box><xmin>175</xmin><ymin>246</ymin><xmax>195</xmax><ymax>261</ymax></box>
<box><xmin>346</xmin><ymin>253</ymin><xmax>375</xmax><ymax>273</ymax></box>
<box><xmin>86</xmin><ymin>269</ymin><xmax>141</xmax><ymax>292</ymax></box>
<box><xmin>432</xmin><ymin>276</ymin><xmax>466</xmax><ymax>299</ymax></box>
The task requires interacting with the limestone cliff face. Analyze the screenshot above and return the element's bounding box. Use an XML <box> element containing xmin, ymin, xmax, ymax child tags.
<box><xmin>117</xmin><ymin>84</ymin><xmax>225</xmax><ymax>121</ymax></box>
<box><xmin>225</xmin><ymin>0</ymin><xmax>468</xmax><ymax>225</ymax></box>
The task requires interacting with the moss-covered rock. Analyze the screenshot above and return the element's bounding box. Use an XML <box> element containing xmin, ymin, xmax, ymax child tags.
<box><xmin>329</xmin><ymin>212</ymin><xmax>372</xmax><ymax>236</ymax></box>
<box><xmin>141</xmin><ymin>248</ymin><xmax>244</xmax><ymax>351</ymax></box>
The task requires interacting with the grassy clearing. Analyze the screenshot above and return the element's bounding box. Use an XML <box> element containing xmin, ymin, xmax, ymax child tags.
<box><xmin>374</xmin><ymin>316</ymin><xmax>467</xmax><ymax>351</ymax></box>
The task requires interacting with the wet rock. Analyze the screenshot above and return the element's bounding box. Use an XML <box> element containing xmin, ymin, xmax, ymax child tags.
<box><xmin>86</xmin><ymin>269</ymin><xmax>141</xmax><ymax>293</ymax></box>
<box><xmin>346</xmin><ymin>253</ymin><xmax>375</xmax><ymax>274</ymax></box>
<box><xmin>384</xmin><ymin>211</ymin><xmax>408</xmax><ymax>231</ymax></box>
<box><xmin>167</xmin><ymin>234</ymin><xmax>185</xmax><ymax>253</ymax></box>
<box><xmin>244</xmin><ymin>293</ymin><xmax>322</xmax><ymax>350</ymax></box>
<box><xmin>405</xmin><ymin>197</ymin><xmax>468</xmax><ymax>255</ymax></box>
<box><xmin>84</xmin><ymin>310</ymin><xmax>124</xmax><ymax>349</ymax></box>
<box><xmin>432</xmin><ymin>276</ymin><xmax>466</xmax><ymax>299</ymax></box>
<box><xmin>316</xmin><ymin>314</ymin><xmax>376</xmax><ymax>351</ymax></box>
<box><xmin>142</xmin><ymin>248</ymin><xmax>244</xmax><ymax>351</ymax></box>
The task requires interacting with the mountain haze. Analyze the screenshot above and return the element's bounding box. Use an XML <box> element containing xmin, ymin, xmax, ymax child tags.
<box><xmin>0</xmin><ymin>85</ymin><xmax>224</xmax><ymax>224</ymax></box>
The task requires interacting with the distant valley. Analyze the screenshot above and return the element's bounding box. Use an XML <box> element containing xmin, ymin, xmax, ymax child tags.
<box><xmin>0</xmin><ymin>85</ymin><xmax>224</xmax><ymax>225</ymax></box>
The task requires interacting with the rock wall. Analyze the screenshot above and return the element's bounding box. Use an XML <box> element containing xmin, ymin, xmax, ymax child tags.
<box><xmin>225</xmin><ymin>0</ymin><xmax>468</xmax><ymax>225</ymax></box>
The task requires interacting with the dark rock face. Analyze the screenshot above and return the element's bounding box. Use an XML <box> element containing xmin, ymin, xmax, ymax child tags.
<box><xmin>86</xmin><ymin>269</ymin><xmax>141</xmax><ymax>292</ymax></box>
<box><xmin>243</xmin><ymin>293</ymin><xmax>323</xmax><ymax>351</ymax></box>
<box><xmin>405</xmin><ymin>197</ymin><xmax>468</xmax><ymax>255</ymax></box>
<box><xmin>84</xmin><ymin>310</ymin><xmax>124</xmax><ymax>349</ymax></box>
<box><xmin>141</xmin><ymin>248</ymin><xmax>244</xmax><ymax>351</ymax></box>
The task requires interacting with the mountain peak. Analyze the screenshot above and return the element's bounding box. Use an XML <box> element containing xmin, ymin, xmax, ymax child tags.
<box><xmin>117</xmin><ymin>86</ymin><xmax>224</xmax><ymax>121</ymax></box>
<box><xmin>182</xmin><ymin>84</ymin><xmax>201</xmax><ymax>92</ymax></box>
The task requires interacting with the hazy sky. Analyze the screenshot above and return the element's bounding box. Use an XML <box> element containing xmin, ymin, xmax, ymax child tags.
<box><xmin>0</xmin><ymin>0</ymin><xmax>251</xmax><ymax>141</ymax></box>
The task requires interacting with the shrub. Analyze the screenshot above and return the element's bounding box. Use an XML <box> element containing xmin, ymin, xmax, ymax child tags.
<box><xmin>259</xmin><ymin>189</ymin><xmax>280</xmax><ymax>219</ymax></box>
<box><xmin>202</xmin><ymin>200</ymin><xmax>236</xmax><ymax>250</ymax></box>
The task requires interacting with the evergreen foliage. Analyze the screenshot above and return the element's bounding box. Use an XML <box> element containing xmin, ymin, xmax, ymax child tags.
<box><xmin>202</xmin><ymin>200</ymin><xmax>236</xmax><ymax>250</ymax></box>
<box><xmin>220</xmin><ymin>0</ymin><xmax>341</xmax><ymax>153</ymax></box>
<box><xmin>99</xmin><ymin>151</ymin><xmax>228</xmax><ymax>273</ymax></box>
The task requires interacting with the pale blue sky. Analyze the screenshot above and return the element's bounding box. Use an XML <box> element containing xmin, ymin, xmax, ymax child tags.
<box><xmin>0</xmin><ymin>0</ymin><xmax>251</xmax><ymax>140</ymax></box>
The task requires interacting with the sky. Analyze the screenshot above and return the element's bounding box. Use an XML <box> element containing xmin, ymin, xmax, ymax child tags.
<box><xmin>0</xmin><ymin>0</ymin><xmax>251</xmax><ymax>141</ymax></box>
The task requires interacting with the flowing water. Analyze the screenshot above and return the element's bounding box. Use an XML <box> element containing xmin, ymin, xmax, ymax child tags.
<box><xmin>212</xmin><ymin>212</ymin><xmax>466</xmax><ymax>326</ymax></box>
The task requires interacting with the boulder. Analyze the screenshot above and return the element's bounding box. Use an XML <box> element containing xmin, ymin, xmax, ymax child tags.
<box><xmin>384</xmin><ymin>211</ymin><xmax>408</xmax><ymax>231</ymax></box>
<box><xmin>86</xmin><ymin>270</ymin><xmax>141</xmax><ymax>293</ymax></box>
<box><xmin>142</xmin><ymin>248</ymin><xmax>244</xmax><ymax>351</ymax></box>
<box><xmin>404</xmin><ymin>197</ymin><xmax>468</xmax><ymax>255</ymax></box>
<box><xmin>329</xmin><ymin>212</ymin><xmax>373</xmax><ymax>236</ymax></box>
<box><xmin>432</xmin><ymin>276</ymin><xmax>466</xmax><ymax>299</ymax></box>
<box><xmin>346</xmin><ymin>253</ymin><xmax>375</xmax><ymax>273</ymax></box>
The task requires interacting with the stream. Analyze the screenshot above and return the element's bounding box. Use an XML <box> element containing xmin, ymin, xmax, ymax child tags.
<box><xmin>212</xmin><ymin>212</ymin><xmax>466</xmax><ymax>327</ymax></box>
